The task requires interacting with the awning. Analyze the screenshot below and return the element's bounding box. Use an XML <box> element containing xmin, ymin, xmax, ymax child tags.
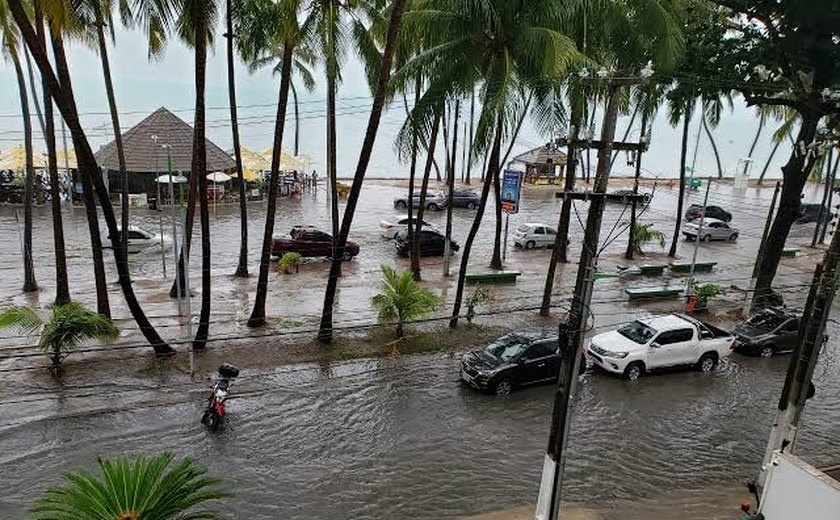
<box><xmin>155</xmin><ymin>174</ymin><xmax>188</xmax><ymax>184</ymax></box>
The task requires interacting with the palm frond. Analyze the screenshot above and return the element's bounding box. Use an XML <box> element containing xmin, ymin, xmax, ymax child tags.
<box><xmin>0</xmin><ymin>306</ymin><xmax>44</xmax><ymax>336</ymax></box>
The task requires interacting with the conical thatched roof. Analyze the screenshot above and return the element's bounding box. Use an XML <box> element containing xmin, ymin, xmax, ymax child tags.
<box><xmin>95</xmin><ymin>107</ymin><xmax>235</xmax><ymax>173</ymax></box>
<box><xmin>511</xmin><ymin>146</ymin><xmax>566</xmax><ymax>166</ymax></box>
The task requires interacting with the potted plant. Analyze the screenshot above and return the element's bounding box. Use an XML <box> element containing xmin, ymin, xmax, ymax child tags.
<box><xmin>689</xmin><ymin>281</ymin><xmax>725</xmax><ymax>311</ymax></box>
<box><xmin>278</xmin><ymin>252</ymin><xmax>302</xmax><ymax>274</ymax></box>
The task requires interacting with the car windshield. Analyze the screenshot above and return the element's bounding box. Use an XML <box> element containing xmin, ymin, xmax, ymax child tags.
<box><xmin>617</xmin><ymin>321</ymin><xmax>656</xmax><ymax>344</ymax></box>
<box><xmin>485</xmin><ymin>336</ymin><xmax>528</xmax><ymax>361</ymax></box>
<box><xmin>516</xmin><ymin>225</ymin><xmax>530</xmax><ymax>233</ymax></box>
<box><xmin>746</xmin><ymin>312</ymin><xmax>787</xmax><ymax>331</ymax></box>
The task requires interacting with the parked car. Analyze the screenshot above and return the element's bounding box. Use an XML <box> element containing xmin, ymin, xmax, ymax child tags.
<box><xmin>271</xmin><ymin>227</ymin><xmax>359</xmax><ymax>260</ymax></box>
<box><xmin>394</xmin><ymin>229</ymin><xmax>459</xmax><ymax>256</ymax></box>
<box><xmin>460</xmin><ymin>332</ymin><xmax>561</xmax><ymax>395</ymax></box>
<box><xmin>393</xmin><ymin>191</ymin><xmax>447</xmax><ymax>211</ymax></box>
<box><xmin>796</xmin><ymin>203</ymin><xmax>830</xmax><ymax>224</ymax></box>
<box><xmin>379</xmin><ymin>215</ymin><xmax>438</xmax><ymax>239</ymax></box>
<box><xmin>447</xmin><ymin>188</ymin><xmax>481</xmax><ymax>209</ymax></box>
<box><xmin>606</xmin><ymin>189</ymin><xmax>652</xmax><ymax>204</ymax></box>
<box><xmin>106</xmin><ymin>225</ymin><xmax>160</xmax><ymax>253</ymax></box>
<box><xmin>682</xmin><ymin>218</ymin><xmax>739</xmax><ymax>241</ymax></box>
<box><xmin>685</xmin><ymin>204</ymin><xmax>732</xmax><ymax>222</ymax></box>
<box><xmin>513</xmin><ymin>223</ymin><xmax>562</xmax><ymax>249</ymax></box>
<box><xmin>733</xmin><ymin>308</ymin><xmax>802</xmax><ymax>357</ymax></box>
<box><xmin>586</xmin><ymin>313</ymin><xmax>734</xmax><ymax>380</ymax></box>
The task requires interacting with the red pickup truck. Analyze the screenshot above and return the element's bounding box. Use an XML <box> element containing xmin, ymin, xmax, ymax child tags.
<box><xmin>271</xmin><ymin>227</ymin><xmax>360</xmax><ymax>260</ymax></box>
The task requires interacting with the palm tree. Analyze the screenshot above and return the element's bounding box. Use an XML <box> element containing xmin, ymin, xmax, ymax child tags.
<box><xmin>667</xmin><ymin>95</ymin><xmax>694</xmax><ymax>257</ymax></box>
<box><xmin>9</xmin><ymin>0</ymin><xmax>172</xmax><ymax>353</ymax></box>
<box><xmin>0</xmin><ymin>303</ymin><xmax>118</xmax><ymax>371</ymax></box>
<box><xmin>371</xmin><ymin>265</ymin><xmax>441</xmax><ymax>337</ymax></box>
<box><xmin>2</xmin><ymin>2</ymin><xmax>36</xmax><ymax>293</ymax></box>
<box><xmin>316</xmin><ymin>0</ymin><xmax>409</xmax><ymax>342</ymax></box>
<box><xmin>227</xmin><ymin>0</ymin><xmax>248</xmax><ymax>278</ymax></box>
<box><xmin>238</xmin><ymin>0</ymin><xmax>305</xmax><ymax>327</ymax></box>
<box><xmin>630</xmin><ymin>221</ymin><xmax>666</xmax><ymax>255</ymax></box>
<box><xmin>30</xmin><ymin>452</ymin><xmax>229</xmax><ymax>519</ymax></box>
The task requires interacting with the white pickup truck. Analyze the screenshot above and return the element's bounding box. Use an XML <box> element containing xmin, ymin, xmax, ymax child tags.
<box><xmin>586</xmin><ymin>313</ymin><xmax>734</xmax><ymax>380</ymax></box>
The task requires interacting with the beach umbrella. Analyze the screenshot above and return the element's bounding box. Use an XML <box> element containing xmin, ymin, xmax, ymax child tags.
<box><xmin>260</xmin><ymin>147</ymin><xmax>302</xmax><ymax>171</ymax></box>
<box><xmin>237</xmin><ymin>169</ymin><xmax>260</xmax><ymax>181</ymax></box>
<box><xmin>56</xmin><ymin>149</ymin><xmax>77</xmax><ymax>170</ymax></box>
<box><xmin>206</xmin><ymin>171</ymin><xmax>231</xmax><ymax>182</ymax></box>
<box><xmin>155</xmin><ymin>174</ymin><xmax>188</xmax><ymax>183</ymax></box>
<box><xmin>237</xmin><ymin>147</ymin><xmax>271</xmax><ymax>172</ymax></box>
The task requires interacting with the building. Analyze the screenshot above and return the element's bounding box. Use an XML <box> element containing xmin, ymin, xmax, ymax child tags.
<box><xmin>508</xmin><ymin>145</ymin><xmax>566</xmax><ymax>185</ymax></box>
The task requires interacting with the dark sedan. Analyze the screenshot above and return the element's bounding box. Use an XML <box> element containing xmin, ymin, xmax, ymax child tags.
<box><xmin>733</xmin><ymin>308</ymin><xmax>800</xmax><ymax>357</ymax></box>
<box><xmin>394</xmin><ymin>229</ymin><xmax>459</xmax><ymax>256</ymax></box>
<box><xmin>460</xmin><ymin>332</ymin><xmax>561</xmax><ymax>395</ymax></box>
<box><xmin>685</xmin><ymin>204</ymin><xmax>732</xmax><ymax>222</ymax></box>
<box><xmin>271</xmin><ymin>227</ymin><xmax>359</xmax><ymax>260</ymax></box>
<box><xmin>447</xmin><ymin>188</ymin><xmax>481</xmax><ymax>209</ymax></box>
<box><xmin>796</xmin><ymin>203</ymin><xmax>830</xmax><ymax>224</ymax></box>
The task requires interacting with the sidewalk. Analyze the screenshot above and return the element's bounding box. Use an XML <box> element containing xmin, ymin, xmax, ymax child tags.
<box><xmin>459</xmin><ymin>505</ymin><xmax>604</xmax><ymax>520</ymax></box>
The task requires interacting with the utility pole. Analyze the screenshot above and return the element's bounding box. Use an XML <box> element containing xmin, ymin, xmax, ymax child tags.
<box><xmin>745</xmin><ymin>181</ymin><xmax>780</xmax><ymax>316</ymax></box>
<box><xmin>757</xmin><ymin>210</ymin><xmax>840</xmax><ymax>489</ymax></box>
<box><xmin>536</xmin><ymin>64</ymin><xmax>652</xmax><ymax>519</ymax></box>
<box><xmin>685</xmin><ymin>179</ymin><xmax>711</xmax><ymax>299</ymax></box>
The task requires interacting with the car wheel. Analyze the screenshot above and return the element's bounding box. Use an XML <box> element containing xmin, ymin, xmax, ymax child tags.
<box><xmin>623</xmin><ymin>362</ymin><xmax>644</xmax><ymax>381</ymax></box>
<box><xmin>760</xmin><ymin>345</ymin><xmax>774</xmax><ymax>358</ymax></box>
<box><xmin>697</xmin><ymin>353</ymin><xmax>718</xmax><ymax>372</ymax></box>
<box><xmin>342</xmin><ymin>251</ymin><xmax>353</xmax><ymax>261</ymax></box>
<box><xmin>428</xmin><ymin>203</ymin><xmax>440</xmax><ymax>211</ymax></box>
<box><xmin>395</xmin><ymin>200</ymin><xmax>407</xmax><ymax>209</ymax></box>
<box><xmin>525</xmin><ymin>240</ymin><xmax>536</xmax><ymax>250</ymax></box>
<box><xmin>729</xmin><ymin>233</ymin><xmax>739</xmax><ymax>241</ymax></box>
<box><xmin>703</xmin><ymin>234</ymin><xmax>712</xmax><ymax>242</ymax></box>
<box><xmin>467</xmin><ymin>202</ymin><xmax>477</xmax><ymax>209</ymax></box>
<box><xmin>493</xmin><ymin>379</ymin><xmax>513</xmax><ymax>396</ymax></box>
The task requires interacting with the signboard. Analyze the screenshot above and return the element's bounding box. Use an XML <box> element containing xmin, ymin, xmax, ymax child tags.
<box><xmin>501</xmin><ymin>170</ymin><xmax>523</xmax><ymax>214</ymax></box>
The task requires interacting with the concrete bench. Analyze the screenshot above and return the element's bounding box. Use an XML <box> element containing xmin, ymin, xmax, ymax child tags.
<box><xmin>625</xmin><ymin>285</ymin><xmax>685</xmax><ymax>301</ymax></box>
<box><xmin>465</xmin><ymin>271</ymin><xmax>521</xmax><ymax>284</ymax></box>
<box><xmin>781</xmin><ymin>248</ymin><xmax>799</xmax><ymax>258</ymax></box>
<box><xmin>636</xmin><ymin>264</ymin><xmax>668</xmax><ymax>276</ymax></box>
<box><xmin>669</xmin><ymin>262</ymin><xmax>717</xmax><ymax>273</ymax></box>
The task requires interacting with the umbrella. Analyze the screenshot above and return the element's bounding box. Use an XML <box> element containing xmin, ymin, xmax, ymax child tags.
<box><xmin>0</xmin><ymin>146</ymin><xmax>47</xmax><ymax>170</ymax></box>
<box><xmin>237</xmin><ymin>147</ymin><xmax>271</xmax><ymax>172</ymax></box>
<box><xmin>207</xmin><ymin>171</ymin><xmax>231</xmax><ymax>182</ymax></box>
<box><xmin>261</xmin><ymin>147</ymin><xmax>302</xmax><ymax>170</ymax></box>
<box><xmin>155</xmin><ymin>174</ymin><xmax>188</xmax><ymax>183</ymax></box>
<box><xmin>238</xmin><ymin>169</ymin><xmax>261</xmax><ymax>181</ymax></box>
<box><xmin>56</xmin><ymin>148</ymin><xmax>77</xmax><ymax>169</ymax></box>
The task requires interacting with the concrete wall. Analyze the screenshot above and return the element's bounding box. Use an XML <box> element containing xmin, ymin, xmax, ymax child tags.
<box><xmin>760</xmin><ymin>452</ymin><xmax>840</xmax><ymax>520</ymax></box>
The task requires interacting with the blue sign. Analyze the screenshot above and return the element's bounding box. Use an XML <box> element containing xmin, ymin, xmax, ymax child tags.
<box><xmin>501</xmin><ymin>170</ymin><xmax>523</xmax><ymax>214</ymax></box>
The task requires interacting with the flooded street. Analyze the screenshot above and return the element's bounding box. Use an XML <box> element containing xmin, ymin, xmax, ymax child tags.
<box><xmin>1</xmin><ymin>179</ymin><xmax>839</xmax><ymax>518</ymax></box>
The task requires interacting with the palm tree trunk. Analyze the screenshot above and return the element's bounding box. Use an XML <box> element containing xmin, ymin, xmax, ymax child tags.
<box><xmin>540</xmin><ymin>107</ymin><xmax>581</xmax><ymax>316</ymax></box>
<box><xmin>490</xmin><ymin>158</ymin><xmax>503</xmax><ymax>269</ymax></box>
<box><xmin>192</xmin><ymin>5</ymin><xmax>211</xmax><ymax>350</ymax></box>
<box><xmin>94</xmin><ymin>7</ymin><xmax>129</xmax><ymax>256</ymax></box>
<box><xmin>411</xmin><ymin>110</ymin><xmax>441</xmax><ymax>281</ymax></box>
<box><xmin>327</xmin><ymin>6</ymin><xmax>340</xmax><ymax>266</ymax></box>
<box><xmin>466</xmin><ymin>89</ymin><xmax>474</xmax><ymax>184</ymax></box>
<box><xmin>753</xmin><ymin>114</ymin><xmax>821</xmax><ymax>309</ymax></box>
<box><xmin>625</xmin><ymin>111</ymin><xmax>648</xmax><ymax>260</ymax></box>
<box><xmin>450</xmin><ymin>117</ymin><xmax>502</xmax><ymax>328</ymax></box>
<box><xmin>23</xmin><ymin>49</ymin><xmax>44</xmax><ymax>204</ymax></box>
<box><xmin>702</xmin><ymin>113</ymin><xmax>724</xmax><ymax>179</ymax></box>
<box><xmin>443</xmin><ymin>98</ymin><xmax>459</xmax><ymax>276</ymax></box>
<box><xmin>12</xmin><ymin>4</ymin><xmax>170</xmax><ymax>350</ymax></box>
<box><xmin>247</xmin><ymin>42</ymin><xmax>295</xmax><ymax>328</ymax></box>
<box><xmin>227</xmin><ymin>0</ymin><xmax>248</xmax><ymax>279</ymax></box>
<box><xmin>745</xmin><ymin>113</ymin><xmax>765</xmax><ymax>176</ymax></box>
<box><xmin>405</xmin><ymin>78</ymin><xmax>421</xmax><ymax>281</ymax></box>
<box><xmin>316</xmin><ymin>0</ymin><xmax>408</xmax><ymax>343</ymax></box>
<box><xmin>11</xmin><ymin>49</ymin><xmax>37</xmax><ymax>293</ymax></box>
<box><xmin>291</xmin><ymin>80</ymin><xmax>300</xmax><ymax>156</ymax></box>
<box><xmin>758</xmin><ymin>138</ymin><xmax>782</xmax><ymax>184</ymax></box>
<box><xmin>668</xmin><ymin>100</ymin><xmax>692</xmax><ymax>258</ymax></box>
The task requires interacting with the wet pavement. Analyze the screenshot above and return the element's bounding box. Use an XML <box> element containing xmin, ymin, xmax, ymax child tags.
<box><xmin>0</xmin><ymin>179</ymin><xmax>839</xmax><ymax>518</ymax></box>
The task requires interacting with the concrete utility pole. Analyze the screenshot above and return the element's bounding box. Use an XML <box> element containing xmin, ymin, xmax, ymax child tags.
<box><xmin>536</xmin><ymin>66</ymin><xmax>652</xmax><ymax>520</ymax></box>
<box><xmin>758</xmin><ymin>211</ymin><xmax>840</xmax><ymax>489</ymax></box>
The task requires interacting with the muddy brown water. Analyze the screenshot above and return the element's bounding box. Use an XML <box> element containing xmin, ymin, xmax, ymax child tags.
<box><xmin>0</xmin><ymin>180</ymin><xmax>838</xmax><ymax>518</ymax></box>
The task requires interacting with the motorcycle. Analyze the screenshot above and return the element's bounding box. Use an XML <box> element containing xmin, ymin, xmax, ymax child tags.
<box><xmin>201</xmin><ymin>363</ymin><xmax>240</xmax><ymax>430</ymax></box>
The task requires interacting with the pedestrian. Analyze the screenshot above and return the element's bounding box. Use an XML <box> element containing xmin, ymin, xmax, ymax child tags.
<box><xmin>311</xmin><ymin>170</ymin><xmax>318</xmax><ymax>192</ymax></box>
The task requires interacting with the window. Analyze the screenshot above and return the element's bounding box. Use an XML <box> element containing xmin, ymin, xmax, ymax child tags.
<box><xmin>397</xmin><ymin>218</ymin><xmax>409</xmax><ymax>225</ymax></box>
<box><xmin>534</xmin><ymin>227</ymin><xmax>545</xmax><ymax>235</ymax></box>
<box><xmin>127</xmin><ymin>231</ymin><xmax>147</xmax><ymax>240</ymax></box>
<box><xmin>655</xmin><ymin>329</ymin><xmax>694</xmax><ymax>345</ymax></box>
<box><xmin>523</xmin><ymin>341</ymin><xmax>557</xmax><ymax>360</ymax></box>
<box><xmin>618</xmin><ymin>321</ymin><xmax>656</xmax><ymax>344</ymax></box>
<box><xmin>305</xmin><ymin>231</ymin><xmax>331</xmax><ymax>242</ymax></box>
<box><xmin>709</xmin><ymin>222</ymin><xmax>720</xmax><ymax>228</ymax></box>
<box><xmin>780</xmin><ymin>319</ymin><xmax>800</xmax><ymax>333</ymax></box>
<box><xmin>546</xmin><ymin>228</ymin><xmax>556</xmax><ymax>235</ymax></box>
<box><xmin>517</xmin><ymin>225</ymin><xmax>530</xmax><ymax>233</ymax></box>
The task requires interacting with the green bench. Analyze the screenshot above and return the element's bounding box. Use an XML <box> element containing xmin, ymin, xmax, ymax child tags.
<box><xmin>465</xmin><ymin>271</ymin><xmax>521</xmax><ymax>284</ymax></box>
<box><xmin>625</xmin><ymin>285</ymin><xmax>685</xmax><ymax>301</ymax></box>
<box><xmin>638</xmin><ymin>264</ymin><xmax>668</xmax><ymax>276</ymax></box>
<box><xmin>669</xmin><ymin>261</ymin><xmax>717</xmax><ymax>273</ymax></box>
<box><xmin>594</xmin><ymin>272</ymin><xmax>620</xmax><ymax>280</ymax></box>
<box><xmin>781</xmin><ymin>248</ymin><xmax>799</xmax><ymax>258</ymax></box>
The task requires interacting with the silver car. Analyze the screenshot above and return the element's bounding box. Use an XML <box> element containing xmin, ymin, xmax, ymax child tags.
<box><xmin>513</xmin><ymin>223</ymin><xmax>559</xmax><ymax>249</ymax></box>
<box><xmin>682</xmin><ymin>218</ymin><xmax>739</xmax><ymax>242</ymax></box>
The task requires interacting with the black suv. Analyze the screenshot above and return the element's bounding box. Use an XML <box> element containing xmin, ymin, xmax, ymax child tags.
<box><xmin>733</xmin><ymin>308</ymin><xmax>800</xmax><ymax>357</ymax></box>
<box><xmin>460</xmin><ymin>332</ymin><xmax>560</xmax><ymax>395</ymax></box>
<box><xmin>394</xmin><ymin>229</ymin><xmax>459</xmax><ymax>256</ymax></box>
<box><xmin>685</xmin><ymin>204</ymin><xmax>732</xmax><ymax>222</ymax></box>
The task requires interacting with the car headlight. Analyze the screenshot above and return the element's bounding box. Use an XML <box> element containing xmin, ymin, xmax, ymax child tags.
<box><xmin>601</xmin><ymin>350</ymin><xmax>629</xmax><ymax>359</ymax></box>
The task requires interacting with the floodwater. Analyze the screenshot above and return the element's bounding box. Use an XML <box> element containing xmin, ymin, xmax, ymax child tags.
<box><xmin>0</xmin><ymin>178</ymin><xmax>838</xmax><ymax>518</ymax></box>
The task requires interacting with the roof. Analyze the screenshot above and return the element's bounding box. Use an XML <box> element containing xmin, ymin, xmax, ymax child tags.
<box><xmin>94</xmin><ymin>107</ymin><xmax>235</xmax><ymax>173</ymax></box>
<box><xmin>522</xmin><ymin>222</ymin><xmax>552</xmax><ymax>228</ymax></box>
<box><xmin>511</xmin><ymin>145</ymin><xmax>566</xmax><ymax>166</ymax></box>
<box><xmin>0</xmin><ymin>146</ymin><xmax>47</xmax><ymax>170</ymax></box>
<box><xmin>641</xmin><ymin>314</ymin><xmax>695</xmax><ymax>331</ymax></box>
